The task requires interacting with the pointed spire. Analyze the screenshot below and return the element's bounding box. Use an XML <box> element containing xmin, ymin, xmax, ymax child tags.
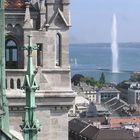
<box><xmin>21</xmin><ymin>35</ymin><xmax>40</xmax><ymax>140</ymax></box>
<box><xmin>23</xmin><ymin>2</ymin><xmax>33</xmax><ymax>29</ymax></box>
<box><xmin>62</xmin><ymin>0</ymin><xmax>70</xmax><ymax>4</ymax></box>
<box><xmin>39</xmin><ymin>0</ymin><xmax>46</xmax><ymax>30</ymax></box>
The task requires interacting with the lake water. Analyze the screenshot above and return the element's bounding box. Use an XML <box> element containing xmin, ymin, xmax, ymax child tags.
<box><xmin>69</xmin><ymin>43</ymin><xmax>140</xmax><ymax>83</ymax></box>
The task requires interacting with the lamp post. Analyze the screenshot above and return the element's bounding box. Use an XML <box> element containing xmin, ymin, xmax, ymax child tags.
<box><xmin>21</xmin><ymin>35</ymin><xmax>40</xmax><ymax>140</ymax></box>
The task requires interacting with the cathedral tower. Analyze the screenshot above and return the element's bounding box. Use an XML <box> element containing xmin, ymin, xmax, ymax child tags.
<box><xmin>5</xmin><ymin>0</ymin><xmax>75</xmax><ymax>139</ymax></box>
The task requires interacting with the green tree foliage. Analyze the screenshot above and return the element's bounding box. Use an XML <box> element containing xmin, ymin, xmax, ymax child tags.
<box><xmin>99</xmin><ymin>72</ymin><xmax>105</xmax><ymax>85</ymax></box>
<box><xmin>95</xmin><ymin>81</ymin><xmax>103</xmax><ymax>88</ymax></box>
<box><xmin>71</xmin><ymin>74</ymin><xmax>85</xmax><ymax>85</ymax></box>
<box><xmin>71</xmin><ymin>73</ymin><xmax>105</xmax><ymax>88</ymax></box>
<box><xmin>84</xmin><ymin>77</ymin><xmax>96</xmax><ymax>86</ymax></box>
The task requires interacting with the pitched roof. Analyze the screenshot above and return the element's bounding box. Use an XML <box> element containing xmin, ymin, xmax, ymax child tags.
<box><xmin>69</xmin><ymin>118</ymin><xmax>88</xmax><ymax>133</ymax></box>
<box><xmin>69</xmin><ymin>118</ymin><xmax>99</xmax><ymax>140</ymax></box>
<box><xmin>99</xmin><ymin>86</ymin><xmax>120</xmax><ymax>93</ymax></box>
<box><xmin>80</xmin><ymin>124</ymin><xmax>99</xmax><ymax>139</ymax></box>
<box><xmin>109</xmin><ymin>117</ymin><xmax>140</xmax><ymax>127</ymax></box>
<box><xmin>78</xmin><ymin>117</ymin><xmax>107</xmax><ymax>125</ymax></box>
<box><xmin>97</xmin><ymin>129</ymin><xmax>136</xmax><ymax>140</ymax></box>
<box><xmin>105</xmin><ymin>97</ymin><xmax>129</xmax><ymax>113</ymax></box>
<box><xmin>69</xmin><ymin>118</ymin><xmax>137</xmax><ymax>140</ymax></box>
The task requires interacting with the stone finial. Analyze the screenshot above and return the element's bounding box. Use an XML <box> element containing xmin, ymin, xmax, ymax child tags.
<box><xmin>40</xmin><ymin>0</ymin><xmax>46</xmax><ymax>13</ymax></box>
<box><xmin>62</xmin><ymin>0</ymin><xmax>70</xmax><ymax>4</ymax></box>
<box><xmin>23</xmin><ymin>2</ymin><xmax>33</xmax><ymax>29</ymax></box>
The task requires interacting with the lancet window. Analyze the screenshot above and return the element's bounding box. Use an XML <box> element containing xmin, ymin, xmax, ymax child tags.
<box><xmin>6</xmin><ymin>39</ymin><xmax>18</xmax><ymax>69</ymax></box>
<box><xmin>55</xmin><ymin>33</ymin><xmax>61</xmax><ymax>66</ymax></box>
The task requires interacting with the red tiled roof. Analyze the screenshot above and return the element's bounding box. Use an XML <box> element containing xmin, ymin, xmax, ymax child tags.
<box><xmin>109</xmin><ymin>118</ymin><xmax>140</xmax><ymax>128</ymax></box>
<box><xmin>5</xmin><ymin>0</ymin><xmax>25</xmax><ymax>9</ymax></box>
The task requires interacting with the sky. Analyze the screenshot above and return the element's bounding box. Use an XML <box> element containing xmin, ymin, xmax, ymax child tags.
<box><xmin>70</xmin><ymin>0</ymin><xmax>140</xmax><ymax>43</ymax></box>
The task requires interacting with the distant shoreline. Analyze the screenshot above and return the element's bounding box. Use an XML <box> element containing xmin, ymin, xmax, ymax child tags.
<box><xmin>70</xmin><ymin>42</ymin><xmax>140</xmax><ymax>47</ymax></box>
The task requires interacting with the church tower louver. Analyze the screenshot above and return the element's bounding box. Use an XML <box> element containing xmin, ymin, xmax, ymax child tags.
<box><xmin>5</xmin><ymin>0</ymin><xmax>75</xmax><ymax>139</ymax></box>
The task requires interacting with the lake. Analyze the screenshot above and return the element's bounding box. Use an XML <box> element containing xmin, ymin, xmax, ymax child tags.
<box><xmin>69</xmin><ymin>43</ymin><xmax>140</xmax><ymax>83</ymax></box>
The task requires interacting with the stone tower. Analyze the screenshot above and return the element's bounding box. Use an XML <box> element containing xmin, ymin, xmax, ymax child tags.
<box><xmin>4</xmin><ymin>0</ymin><xmax>75</xmax><ymax>140</ymax></box>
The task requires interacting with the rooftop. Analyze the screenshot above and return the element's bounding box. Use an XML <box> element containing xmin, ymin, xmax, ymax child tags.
<box><xmin>129</xmin><ymin>82</ymin><xmax>140</xmax><ymax>90</ymax></box>
<box><xmin>5</xmin><ymin>0</ymin><xmax>25</xmax><ymax>9</ymax></box>
<box><xmin>69</xmin><ymin>118</ymin><xmax>137</xmax><ymax>140</ymax></box>
<box><xmin>97</xmin><ymin>129</ymin><xmax>135</xmax><ymax>140</ymax></box>
<box><xmin>72</xmin><ymin>82</ymin><xmax>97</xmax><ymax>93</ymax></box>
<box><xmin>98</xmin><ymin>86</ymin><xmax>120</xmax><ymax>93</ymax></box>
<box><xmin>110</xmin><ymin>117</ymin><xmax>140</xmax><ymax>126</ymax></box>
<box><xmin>104</xmin><ymin>97</ymin><xmax>130</xmax><ymax>116</ymax></box>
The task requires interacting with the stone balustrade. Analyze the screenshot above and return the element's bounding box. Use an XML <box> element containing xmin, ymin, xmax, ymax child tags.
<box><xmin>6</xmin><ymin>69</ymin><xmax>26</xmax><ymax>90</ymax></box>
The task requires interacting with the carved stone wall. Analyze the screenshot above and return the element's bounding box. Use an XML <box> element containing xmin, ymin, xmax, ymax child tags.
<box><xmin>5</xmin><ymin>0</ymin><xmax>75</xmax><ymax>139</ymax></box>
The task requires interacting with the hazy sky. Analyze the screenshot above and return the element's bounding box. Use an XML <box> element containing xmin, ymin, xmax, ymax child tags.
<box><xmin>70</xmin><ymin>0</ymin><xmax>140</xmax><ymax>43</ymax></box>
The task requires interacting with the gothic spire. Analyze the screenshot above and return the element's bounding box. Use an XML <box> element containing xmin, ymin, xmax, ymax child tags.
<box><xmin>23</xmin><ymin>1</ymin><xmax>33</xmax><ymax>29</ymax></box>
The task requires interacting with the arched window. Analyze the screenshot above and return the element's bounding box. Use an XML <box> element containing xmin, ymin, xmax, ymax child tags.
<box><xmin>15</xmin><ymin>24</ymin><xmax>23</xmax><ymax>35</ymax></box>
<box><xmin>17</xmin><ymin>79</ymin><xmax>21</xmax><ymax>89</ymax></box>
<box><xmin>37</xmin><ymin>43</ymin><xmax>43</xmax><ymax>66</ymax></box>
<box><xmin>6</xmin><ymin>39</ymin><xmax>18</xmax><ymax>69</ymax></box>
<box><xmin>56</xmin><ymin>33</ymin><xmax>61</xmax><ymax>66</ymax></box>
<box><xmin>10</xmin><ymin>79</ymin><xmax>14</xmax><ymax>89</ymax></box>
<box><xmin>7</xmin><ymin>24</ymin><xmax>13</xmax><ymax>31</ymax></box>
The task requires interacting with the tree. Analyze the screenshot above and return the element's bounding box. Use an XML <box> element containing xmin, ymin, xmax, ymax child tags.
<box><xmin>71</xmin><ymin>74</ymin><xmax>85</xmax><ymax>86</ymax></box>
<box><xmin>84</xmin><ymin>77</ymin><xmax>95</xmax><ymax>86</ymax></box>
<box><xmin>99</xmin><ymin>72</ymin><xmax>105</xmax><ymax>85</ymax></box>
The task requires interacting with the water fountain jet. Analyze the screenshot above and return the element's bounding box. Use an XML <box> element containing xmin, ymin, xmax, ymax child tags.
<box><xmin>111</xmin><ymin>14</ymin><xmax>119</xmax><ymax>73</ymax></box>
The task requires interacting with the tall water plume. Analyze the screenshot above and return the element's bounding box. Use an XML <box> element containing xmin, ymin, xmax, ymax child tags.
<box><xmin>111</xmin><ymin>14</ymin><xmax>119</xmax><ymax>73</ymax></box>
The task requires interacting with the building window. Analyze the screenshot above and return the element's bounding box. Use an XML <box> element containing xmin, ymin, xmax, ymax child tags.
<box><xmin>10</xmin><ymin>79</ymin><xmax>14</xmax><ymax>89</ymax></box>
<box><xmin>55</xmin><ymin>33</ymin><xmax>61</xmax><ymax>66</ymax></box>
<box><xmin>7</xmin><ymin>24</ymin><xmax>13</xmax><ymax>31</ymax></box>
<box><xmin>6</xmin><ymin>79</ymin><xmax>7</xmax><ymax>89</ymax></box>
<box><xmin>6</xmin><ymin>39</ymin><xmax>18</xmax><ymax>69</ymax></box>
<box><xmin>37</xmin><ymin>43</ymin><xmax>43</xmax><ymax>66</ymax></box>
<box><xmin>17</xmin><ymin>79</ymin><xmax>21</xmax><ymax>89</ymax></box>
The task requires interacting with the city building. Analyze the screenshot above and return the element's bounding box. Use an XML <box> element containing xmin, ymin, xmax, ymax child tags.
<box><xmin>128</xmin><ymin>82</ymin><xmax>140</xmax><ymax>105</ymax></box>
<box><xmin>69</xmin><ymin>118</ymin><xmax>137</xmax><ymax>140</ymax></box>
<box><xmin>109</xmin><ymin>117</ymin><xmax>140</xmax><ymax>129</ymax></box>
<box><xmin>68</xmin><ymin>95</ymin><xmax>89</xmax><ymax>117</ymax></box>
<box><xmin>97</xmin><ymin>86</ymin><xmax>120</xmax><ymax>104</ymax></box>
<box><xmin>105</xmin><ymin>97</ymin><xmax>130</xmax><ymax>117</ymax></box>
<box><xmin>130</xmin><ymin>72</ymin><xmax>140</xmax><ymax>82</ymax></box>
<box><xmin>72</xmin><ymin>82</ymin><xmax>97</xmax><ymax>103</ymax></box>
<box><xmin>5</xmin><ymin>0</ymin><xmax>75</xmax><ymax>140</ymax></box>
<box><xmin>85</xmin><ymin>102</ymin><xmax>110</xmax><ymax>117</ymax></box>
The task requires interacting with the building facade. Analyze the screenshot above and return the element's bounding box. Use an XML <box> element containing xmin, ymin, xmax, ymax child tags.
<box><xmin>5</xmin><ymin>0</ymin><xmax>75</xmax><ymax>140</ymax></box>
<box><xmin>128</xmin><ymin>83</ymin><xmax>140</xmax><ymax>105</ymax></box>
<box><xmin>97</xmin><ymin>87</ymin><xmax>120</xmax><ymax>104</ymax></box>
